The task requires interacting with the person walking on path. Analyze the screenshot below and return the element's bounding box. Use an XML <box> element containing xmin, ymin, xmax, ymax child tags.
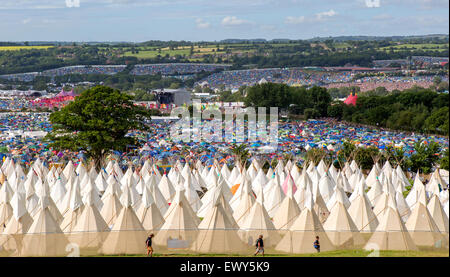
<box><xmin>254</xmin><ymin>235</ymin><xmax>264</xmax><ymax>256</ymax></box>
<box><xmin>314</xmin><ymin>236</ymin><xmax>320</xmax><ymax>253</ymax></box>
<box><xmin>146</xmin><ymin>234</ymin><xmax>155</xmax><ymax>257</ymax></box>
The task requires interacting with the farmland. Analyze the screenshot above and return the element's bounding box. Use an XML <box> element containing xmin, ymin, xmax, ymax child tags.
<box><xmin>378</xmin><ymin>43</ymin><xmax>449</xmax><ymax>52</ymax></box>
<box><xmin>0</xmin><ymin>46</ymin><xmax>55</xmax><ymax>51</ymax></box>
<box><xmin>0</xmin><ymin>36</ymin><xmax>448</xmax><ymax>75</ymax></box>
<box><xmin>112</xmin><ymin>45</ymin><xmax>228</xmax><ymax>60</ymax></box>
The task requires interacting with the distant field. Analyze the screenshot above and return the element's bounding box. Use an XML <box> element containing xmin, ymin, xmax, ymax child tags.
<box><xmin>378</xmin><ymin>43</ymin><xmax>449</xmax><ymax>52</ymax></box>
<box><xmin>0</xmin><ymin>46</ymin><xmax>54</xmax><ymax>51</ymax></box>
<box><xmin>87</xmin><ymin>42</ymin><xmax>450</xmax><ymax>60</ymax></box>
<box><xmin>334</xmin><ymin>42</ymin><xmax>351</xmax><ymax>49</ymax></box>
<box><xmin>123</xmin><ymin>49</ymin><xmax>190</xmax><ymax>59</ymax></box>
<box><xmin>122</xmin><ymin>45</ymin><xmax>225</xmax><ymax>59</ymax></box>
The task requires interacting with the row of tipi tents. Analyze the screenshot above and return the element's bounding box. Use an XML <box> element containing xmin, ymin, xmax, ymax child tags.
<box><xmin>0</xmin><ymin>156</ymin><xmax>448</xmax><ymax>256</ymax></box>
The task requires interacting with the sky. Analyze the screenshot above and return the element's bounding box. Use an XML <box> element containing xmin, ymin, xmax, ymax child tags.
<box><xmin>0</xmin><ymin>0</ymin><xmax>448</xmax><ymax>42</ymax></box>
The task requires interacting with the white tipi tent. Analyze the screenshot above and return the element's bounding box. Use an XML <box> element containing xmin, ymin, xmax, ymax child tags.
<box><xmin>20</xmin><ymin>193</ymin><xmax>69</xmax><ymax>256</ymax></box>
<box><xmin>275</xmin><ymin>190</ymin><xmax>334</xmax><ymax>253</ymax></box>
<box><xmin>69</xmin><ymin>185</ymin><xmax>109</xmax><ymax>249</ymax></box>
<box><xmin>323</xmin><ymin>190</ymin><xmax>365</xmax><ymax>248</ymax></box>
<box><xmin>238</xmin><ymin>189</ymin><xmax>281</xmax><ymax>247</ymax></box>
<box><xmin>100</xmin><ymin>187</ymin><xmax>146</xmax><ymax>255</ymax></box>
<box><xmin>191</xmin><ymin>194</ymin><xmax>246</xmax><ymax>253</ymax></box>
<box><xmin>364</xmin><ymin>195</ymin><xmax>418</xmax><ymax>251</ymax></box>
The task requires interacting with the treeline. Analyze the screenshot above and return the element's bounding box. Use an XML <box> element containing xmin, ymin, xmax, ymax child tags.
<box><xmin>334</xmin><ymin>88</ymin><xmax>449</xmax><ymax>136</ymax></box>
<box><xmin>231</xmin><ymin>48</ymin><xmax>448</xmax><ymax>68</ymax></box>
<box><xmin>0</xmin><ymin>42</ymin><xmax>22</xmax><ymax>46</ymax></box>
<box><xmin>2</xmin><ymin>39</ymin><xmax>448</xmax><ymax>75</ymax></box>
<box><xmin>306</xmin><ymin>140</ymin><xmax>448</xmax><ymax>173</ymax></box>
<box><xmin>0</xmin><ymin>45</ymin><xmax>201</xmax><ymax>75</ymax></box>
<box><xmin>52</xmin><ymin>72</ymin><xmax>185</xmax><ymax>91</ymax></box>
<box><xmin>240</xmin><ymin>83</ymin><xmax>449</xmax><ymax>136</ymax></box>
<box><xmin>0</xmin><ymin>47</ymin><xmax>108</xmax><ymax>75</ymax></box>
<box><xmin>240</xmin><ymin>83</ymin><xmax>332</xmax><ymax>117</ymax></box>
<box><xmin>132</xmin><ymin>90</ymin><xmax>156</xmax><ymax>101</ymax></box>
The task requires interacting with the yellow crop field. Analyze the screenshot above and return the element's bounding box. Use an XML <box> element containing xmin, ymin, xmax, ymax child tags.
<box><xmin>0</xmin><ymin>46</ymin><xmax>54</xmax><ymax>51</ymax></box>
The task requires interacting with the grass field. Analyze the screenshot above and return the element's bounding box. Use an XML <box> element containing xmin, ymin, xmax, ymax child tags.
<box><xmin>123</xmin><ymin>49</ymin><xmax>190</xmax><ymax>58</ymax></box>
<box><xmin>334</xmin><ymin>42</ymin><xmax>351</xmax><ymax>49</ymax></box>
<box><xmin>0</xmin><ymin>46</ymin><xmax>54</xmax><ymax>51</ymax></box>
<box><xmin>121</xmin><ymin>45</ymin><xmax>226</xmax><ymax>59</ymax></box>
<box><xmin>1</xmin><ymin>248</ymin><xmax>447</xmax><ymax>258</ymax></box>
<box><xmin>378</xmin><ymin>43</ymin><xmax>449</xmax><ymax>52</ymax></box>
<box><xmin>88</xmin><ymin>249</ymin><xmax>449</xmax><ymax>257</ymax></box>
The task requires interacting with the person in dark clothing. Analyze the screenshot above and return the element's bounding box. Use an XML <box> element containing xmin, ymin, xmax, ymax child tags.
<box><xmin>254</xmin><ymin>235</ymin><xmax>264</xmax><ymax>256</ymax></box>
<box><xmin>314</xmin><ymin>236</ymin><xmax>320</xmax><ymax>253</ymax></box>
<box><xmin>146</xmin><ymin>234</ymin><xmax>154</xmax><ymax>257</ymax></box>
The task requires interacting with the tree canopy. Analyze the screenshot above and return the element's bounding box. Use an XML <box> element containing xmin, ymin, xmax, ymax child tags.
<box><xmin>341</xmin><ymin>88</ymin><xmax>450</xmax><ymax>136</ymax></box>
<box><xmin>244</xmin><ymin>83</ymin><xmax>331</xmax><ymax>117</ymax></box>
<box><xmin>332</xmin><ymin>139</ymin><xmax>445</xmax><ymax>172</ymax></box>
<box><xmin>407</xmin><ymin>141</ymin><xmax>441</xmax><ymax>174</ymax></box>
<box><xmin>46</xmin><ymin>85</ymin><xmax>151</xmax><ymax>169</ymax></box>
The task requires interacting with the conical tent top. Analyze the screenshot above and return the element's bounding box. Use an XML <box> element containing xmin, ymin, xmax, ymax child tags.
<box><xmin>120</xmin><ymin>186</ymin><xmax>133</xmax><ymax>208</ymax></box>
<box><xmin>172</xmin><ymin>187</ymin><xmax>187</xmax><ymax>204</ymax></box>
<box><xmin>413</xmin><ymin>171</ymin><xmax>423</xmax><ymax>188</ymax></box>
<box><xmin>10</xmin><ymin>191</ymin><xmax>27</xmax><ymax>220</ymax></box>
<box><xmin>0</xmin><ymin>179</ymin><xmax>13</xmax><ymax>203</ymax></box>
<box><xmin>356</xmin><ymin>179</ymin><xmax>366</xmax><ymax>197</ymax></box>
<box><xmin>304</xmin><ymin>185</ymin><xmax>314</xmax><ymax>211</ymax></box>
<box><xmin>84</xmin><ymin>183</ymin><xmax>99</xmax><ymax>206</ymax></box>
<box><xmin>256</xmin><ymin>186</ymin><xmax>264</xmax><ymax>205</ymax></box>
<box><xmin>69</xmin><ymin>178</ymin><xmax>83</xmax><ymax>211</ymax></box>
<box><xmin>387</xmin><ymin>194</ymin><xmax>398</xmax><ymax>211</ymax></box>
<box><xmin>141</xmin><ymin>185</ymin><xmax>155</xmax><ymax>208</ymax></box>
<box><xmin>284</xmin><ymin>172</ymin><xmax>296</xmax><ymax>198</ymax></box>
<box><xmin>334</xmin><ymin>187</ymin><xmax>347</xmax><ymax>205</ymax></box>
<box><xmin>417</xmin><ymin>185</ymin><xmax>428</xmax><ymax>206</ymax></box>
<box><xmin>37</xmin><ymin>190</ymin><xmax>50</xmax><ymax>210</ymax></box>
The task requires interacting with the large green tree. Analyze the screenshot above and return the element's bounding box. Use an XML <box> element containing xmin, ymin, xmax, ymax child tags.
<box><xmin>354</xmin><ymin>146</ymin><xmax>380</xmax><ymax>170</ymax></box>
<box><xmin>244</xmin><ymin>82</ymin><xmax>293</xmax><ymax>110</ymax></box>
<box><xmin>230</xmin><ymin>144</ymin><xmax>250</xmax><ymax>167</ymax></box>
<box><xmin>46</xmin><ymin>85</ymin><xmax>151</xmax><ymax>170</ymax></box>
<box><xmin>408</xmin><ymin>141</ymin><xmax>441</xmax><ymax>174</ymax></box>
<box><xmin>424</xmin><ymin>106</ymin><xmax>449</xmax><ymax>135</ymax></box>
<box><xmin>338</xmin><ymin>88</ymin><xmax>450</xmax><ymax>136</ymax></box>
<box><xmin>244</xmin><ymin>83</ymin><xmax>331</xmax><ymax>117</ymax></box>
<box><xmin>327</xmin><ymin>102</ymin><xmax>345</xmax><ymax>119</ymax></box>
<box><xmin>439</xmin><ymin>148</ymin><xmax>449</xmax><ymax>171</ymax></box>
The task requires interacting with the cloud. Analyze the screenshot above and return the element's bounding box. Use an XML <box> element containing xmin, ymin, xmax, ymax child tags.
<box><xmin>221</xmin><ymin>16</ymin><xmax>251</xmax><ymax>26</ymax></box>
<box><xmin>285</xmin><ymin>16</ymin><xmax>305</xmax><ymax>24</ymax></box>
<box><xmin>42</xmin><ymin>18</ymin><xmax>57</xmax><ymax>24</ymax></box>
<box><xmin>22</xmin><ymin>18</ymin><xmax>31</xmax><ymax>24</ymax></box>
<box><xmin>0</xmin><ymin>0</ymin><xmax>62</xmax><ymax>10</ymax></box>
<box><xmin>285</xmin><ymin>9</ymin><xmax>338</xmax><ymax>25</ymax></box>
<box><xmin>195</xmin><ymin>18</ymin><xmax>210</xmax><ymax>29</ymax></box>
<box><xmin>372</xmin><ymin>13</ymin><xmax>392</xmax><ymax>20</ymax></box>
<box><xmin>365</xmin><ymin>0</ymin><xmax>381</xmax><ymax>8</ymax></box>
<box><xmin>66</xmin><ymin>0</ymin><xmax>81</xmax><ymax>8</ymax></box>
<box><xmin>316</xmin><ymin>9</ymin><xmax>337</xmax><ymax>20</ymax></box>
<box><xmin>260</xmin><ymin>24</ymin><xmax>276</xmax><ymax>31</ymax></box>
